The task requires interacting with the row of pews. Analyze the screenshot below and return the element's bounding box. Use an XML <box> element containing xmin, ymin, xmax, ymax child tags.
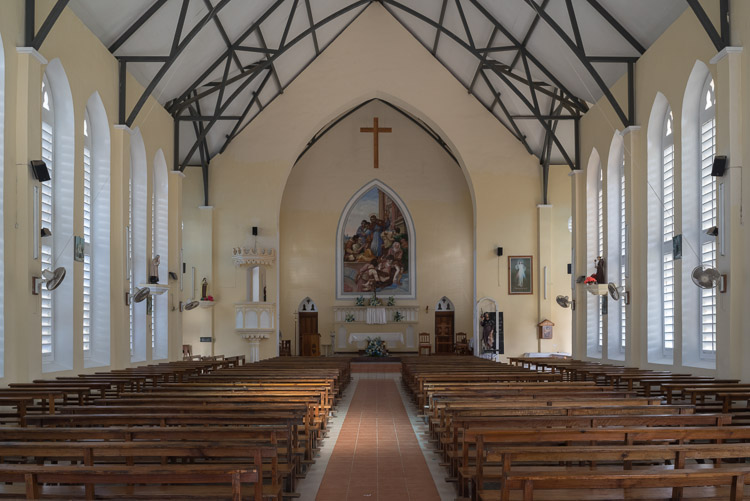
<box><xmin>0</xmin><ymin>355</ymin><xmax>351</xmax><ymax>500</ymax></box>
<box><xmin>402</xmin><ymin>355</ymin><xmax>750</xmax><ymax>501</ymax></box>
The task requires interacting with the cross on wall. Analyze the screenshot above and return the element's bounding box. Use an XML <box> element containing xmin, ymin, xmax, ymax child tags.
<box><xmin>360</xmin><ymin>117</ymin><xmax>392</xmax><ymax>169</ymax></box>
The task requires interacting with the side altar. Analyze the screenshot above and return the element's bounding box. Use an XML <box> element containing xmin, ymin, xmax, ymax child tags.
<box><xmin>332</xmin><ymin>305</ymin><xmax>419</xmax><ymax>352</ymax></box>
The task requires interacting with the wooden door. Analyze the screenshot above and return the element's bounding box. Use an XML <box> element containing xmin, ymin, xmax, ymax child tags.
<box><xmin>434</xmin><ymin>311</ymin><xmax>454</xmax><ymax>354</ymax></box>
<box><xmin>299</xmin><ymin>312</ymin><xmax>319</xmax><ymax>356</ymax></box>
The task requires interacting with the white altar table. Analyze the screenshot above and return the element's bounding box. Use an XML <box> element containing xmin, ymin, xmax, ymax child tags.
<box><xmin>348</xmin><ymin>332</ymin><xmax>404</xmax><ymax>345</ymax></box>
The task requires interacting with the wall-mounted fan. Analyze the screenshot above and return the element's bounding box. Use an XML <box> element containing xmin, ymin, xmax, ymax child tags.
<box><xmin>556</xmin><ymin>295</ymin><xmax>574</xmax><ymax>309</ymax></box>
<box><xmin>183</xmin><ymin>300</ymin><xmax>200</xmax><ymax>311</ymax></box>
<box><xmin>692</xmin><ymin>265</ymin><xmax>721</xmax><ymax>289</ymax></box>
<box><xmin>125</xmin><ymin>287</ymin><xmax>150</xmax><ymax>305</ymax></box>
<box><xmin>608</xmin><ymin>283</ymin><xmax>625</xmax><ymax>301</ymax></box>
<box><xmin>32</xmin><ymin>267</ymin><xmax>66</xmax><ymax>294</ymax></box>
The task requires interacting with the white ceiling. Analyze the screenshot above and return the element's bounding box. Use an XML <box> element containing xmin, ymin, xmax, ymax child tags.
<box><xmin>68</xmin><ymin>0</ymin><xmax>688</xmax><ymax>168</ymax></box>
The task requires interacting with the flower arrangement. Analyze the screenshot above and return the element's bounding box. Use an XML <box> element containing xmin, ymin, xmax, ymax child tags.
<box><xmin>369</xmin><ymin>295</ymin><xmax>382</xmax><ymax>306</ymax></box>
<box><xmin>387</xmin><ymin>296</ymin><xmax>396</xmax><ymax>306</ymax></box>
<box><xmin>393</xmin><ymin>311</ymin><xmax>404</xmax><ymax>322</ymax></box>
<box><xmin>345</xmin><ymin>313</ymin><xmax>355</xmax><ymax>323</ymax></box>
<box><xmin>364</xmin><ymin>337</ymin><xmax>389</xmax><ymax>357</ymax></box>
<box><xmin>355</xmin><ymin>296</ymin><xmax>365</xmax><ymax>306</ymax></box>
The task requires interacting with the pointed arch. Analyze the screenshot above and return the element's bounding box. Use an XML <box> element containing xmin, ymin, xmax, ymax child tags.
<box><xmin>297</xmin><ymin>297</ymin><xmax>317</xmax><ymax>312</ymax></box>
<box><xmin>84</xmin><ymin>91</ymin><xmax>111</xmax><ymax>368</ymax></box>
<box><xmin>435</xmin><ymin>296</ymin><xmax>454</xmax><ymax>312</ymax></box>
<box><xmin>336</xmin><ymin>179</ymin><xmax>416</xmax><ymax>299</ymax></box>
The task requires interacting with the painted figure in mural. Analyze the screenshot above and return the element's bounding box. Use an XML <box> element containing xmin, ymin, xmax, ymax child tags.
<box><xmin>344</xmin><ymin>235</ymin><xmax>362</xmax><ymax>261</ymax></box>
<box><xmin>386</xmin><ymin>241</ymin><xmax>404</xmax><ymax>285</ymax></box>
<box><xmin>355</xmin><ymin>259</ymin><xmax>380</xmax><ymax>291</ymax></box>
<box><xmin>481</xmin><ymin>312</ymin><xmax>496</xmax><ymax>352</ymax></box>
<box><xmin>515</xmin><ymin>260</ymin><xmax>527</xmax><ymax>288</ymax></box>
<box><xmin>369</xmin><ymin>214</ymin><xmax>387</xmax><ymax>257</ymax></box>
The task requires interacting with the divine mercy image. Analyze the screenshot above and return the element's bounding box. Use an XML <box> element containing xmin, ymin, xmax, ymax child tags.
<box><xmin>341</xmin><ymin>187</ymin><xmax>410</xmax><ymax>295</ymax></box>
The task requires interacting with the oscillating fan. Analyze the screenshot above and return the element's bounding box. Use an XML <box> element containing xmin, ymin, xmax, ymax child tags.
<box><xmin>608</xmin><ymin>283</ymin><xmax>625</xmax><ymax>301</ymax></box>
<box><xmin>33</xmin><ymin>267</ymin><xmax>67</xmax><ymax>294</ymax></box>
<box><xmin>183</xmin><ymin>300</ymin><xmax>200</xmax><ymax>311</ymax></box>
<box><xmin>132</xmin><ymin>287</ymin><xmax>150</xmax><ymax>303</ymax></box>
<box><xmin>691</xmin><ymin>265</ymin><xmax>721</xmax><ymax>289</ymax></box>
<box><xmin>556</xmin><ymin>295</ymin><xmax>572</xmax><ymax>308</ymax></box>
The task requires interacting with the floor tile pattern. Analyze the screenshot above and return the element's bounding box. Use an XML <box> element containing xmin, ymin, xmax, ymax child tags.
<box><xmin>315</xmin><ymin>378</ymin><xmax>442</xmax><ymax>501</ymax></box>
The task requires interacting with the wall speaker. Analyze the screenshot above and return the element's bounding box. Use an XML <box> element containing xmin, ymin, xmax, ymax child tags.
<box><xmin>567</xmin><ymin>263</ymin><xmax>572</xmax><ymax>275</ymax></box>
<box><xmin>30</xmin><ymin>160</ymin><xmax>51</xmax><ymax>182</ymax></box>
<box><xmin>496</xmin><ymin>247</ymin><xmax>503</xmax><ymax>256</ymax></box>
<box><xmin>711</xmin><ymin>155</ymin><xmax>727</xmax><ymax>177</ymax></box>
<box><xmin>252</xmin><ymin>226</ymin><xmax>258</xmax><ymax>236</ymax></box>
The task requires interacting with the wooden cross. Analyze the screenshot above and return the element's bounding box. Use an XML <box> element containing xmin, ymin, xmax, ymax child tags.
<box><xmin>360</xmin><ymin>117</ymin><xmax>391</xmax><ymax>169</ymax></box>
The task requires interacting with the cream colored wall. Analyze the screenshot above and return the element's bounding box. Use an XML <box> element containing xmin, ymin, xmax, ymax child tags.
<box><xmin>198</xmin><ymin>3</ymin><xmax>572</xmax><ymax>362</ymax></box>
<box><xmin>1</xmin><ymin>1</ymin><xmax>181</xmax><ymax>384</ymax></box>
<box><xmin>575</xmin><ymin>1</ymin><xmax>749</xmax><ymax>378</ymax></box>
<box><xmin>279</xmin><ymin>101</ymin><xmax>473</xmax><ymax>352</ymax></box>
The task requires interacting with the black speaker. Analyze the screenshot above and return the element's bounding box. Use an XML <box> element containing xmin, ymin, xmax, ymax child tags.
<box><xmin>711</xmin><ymin>155</ymin><xmax>727</xmax><ymax>177</ymax></box>
<box><xmin>252</xmin><ymin>226</ymin><xmax>258</xmax><ymax>236</ymax></box>
<box><xmin>496</xmin><ymin>247</ymin><xmax>503</xmax><ymax>256</ymax></box>
<box><xmin>30</xmin><ymin>160</ymin><xmax>51</xmax><ymax>182</ymax></box>
<box><xmin>567</xmin><ymin>263</ymin><xmax>572</xmax><ymax>274</ymax></box>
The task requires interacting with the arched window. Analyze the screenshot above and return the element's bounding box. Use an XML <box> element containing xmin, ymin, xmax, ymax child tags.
<box><xmin>0</xmin><ymin>33</ymin><xmax>5</xmax><ymax>377</ymax></box>
<box><xmin>129</xmin><ymin>129</ymin><xmax>148</xmax><ymax>363</ymax></box>
<box><xmin>698</xmin><ymin>76</ymin><xmax>717</xmax><ymax>355</ymax></box>
<box><xmin>41</xmin><ymin>59</ymin><xmax>75</xmax><ymax>372</ymax></box>
<box><xmin>152</xmin><ymin>150</ymin><xmax>168</xmax><ymax>360</ymax></box>
<box><xmin>606</xmin><ymin>132</ymin><xmax>626</xmax><ymax>360</ymax></box>
<box><xmin>585</xmin><ymin>149</ymin><xmax>602</xmax><ymax>358</ymax></box>
<box><xmin>84</xmin><ymin>93</ymin><xmax>110</xmax><ymax>368</ymax></box>
<box><xmin>661</xmin><ymin>108</ymin><xmax>676</xmax><ymax>353</ymax></box>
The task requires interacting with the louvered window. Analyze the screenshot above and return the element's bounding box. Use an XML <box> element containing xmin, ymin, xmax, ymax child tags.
<box><xmin>699</xmin><ymin>78</ymin><xmax>717</xmax><ymax>355</ymax></box>
<box><xmin>83</xmin><ymin>116</ymin><xmax>92</xmax><ymax>354</ymax></box>
<box><xmin>620</xmin><ymin>163</ymin><xmax>627</xmax><ymax>351</ymax></box>
<box><xmin>597</xmin><ymin>168</ymin><xmax>603</xmax><ymax>350</ymax></box>
<box><xmin>151</xmin><ymin>191</ymin><xmax>155</xmax><ymax>350</ymax></box>
<box><xmin>128</xmin><ymin>178</ymin><xmax>134</xmax><ymax>356</ymax></box>
<box><xmin>41</xmin><ymin>78</ymin><xmax>54</xmax><ymax>358</ymax></box>
<box><xmin>662</xmin><ymin>110</ymin><xmax>675</xmax><ymax>352</ymax></box>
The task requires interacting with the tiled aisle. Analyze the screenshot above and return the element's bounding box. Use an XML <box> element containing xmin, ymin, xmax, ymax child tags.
<box><xmin>314</xmin><ymin>378</ymin><xmax>443</xmax><ymax>501</ymax></box>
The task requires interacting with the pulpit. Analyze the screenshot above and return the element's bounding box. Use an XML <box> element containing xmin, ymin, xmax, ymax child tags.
<box><xmin>302</xmin><ymin>332</ymin><xmax>321</xmax><ymax>357</ymax></box>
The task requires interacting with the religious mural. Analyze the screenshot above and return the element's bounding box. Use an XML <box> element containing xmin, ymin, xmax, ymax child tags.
<box><xmin>339</xmin><ymin>185</ymin><xmax>412</xmax><ymax>297</ymax></box>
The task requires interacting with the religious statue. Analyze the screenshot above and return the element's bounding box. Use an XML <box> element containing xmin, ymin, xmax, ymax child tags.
<box><xmin>149</xmin><ymin>255</ymin><xmax>160</xmax><ymax>284</ymax></box>
<box><xmin>201</xmin><ymin>278</ymin><xmax>208</xmax><ymax>300</ymax></box>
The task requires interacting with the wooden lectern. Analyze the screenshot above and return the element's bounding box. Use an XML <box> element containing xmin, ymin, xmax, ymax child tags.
<box><xmin>301</xmin><ymin>332</ymin><xmax>321</xmax><ymax>357</ymax></box>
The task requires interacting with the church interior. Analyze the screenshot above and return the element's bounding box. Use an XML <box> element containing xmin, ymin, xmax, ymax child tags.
<box><xmin>1</xmin><ymin>0</ymin><xmax>750</xmax><ymax>499</ymax></box>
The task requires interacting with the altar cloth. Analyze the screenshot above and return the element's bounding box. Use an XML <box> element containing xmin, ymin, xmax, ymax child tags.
<box><xmin>349</xmin><ymin>332</ymin><xmax>404</xmax><ymax>345</ymax></box>
<box><xmin>366</xmin><ymin>307</ymin><xmax>387</xmax><ymax>324</ymax></box>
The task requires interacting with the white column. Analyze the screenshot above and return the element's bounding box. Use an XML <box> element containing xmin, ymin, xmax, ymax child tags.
<box><xmin>246</xmin><ymin>335</ymin><xmax>261</xmax><ymax>363</ymax></box>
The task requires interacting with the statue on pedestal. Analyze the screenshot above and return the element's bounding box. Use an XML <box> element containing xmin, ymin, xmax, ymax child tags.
<box><xmin>149</xmin><ymin>255</ymin><xmax>160</xmax><ymax>284</ymax></box>
<box><xmin>201</xmin><ymin>278</ymin><xmax>208</xmax><ymax>300</ymax></box>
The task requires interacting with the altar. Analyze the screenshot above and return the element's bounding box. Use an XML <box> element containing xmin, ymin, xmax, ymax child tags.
<box><xmin>332</xmin><ymin>305</ymin><xmax>419</xmax><ymax>352</ymax></box>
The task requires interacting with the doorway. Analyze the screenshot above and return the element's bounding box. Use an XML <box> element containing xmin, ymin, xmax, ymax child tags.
<box><xmin>298</xmin><ymin>297</ymin><xmax>319</xmax><ymax>356</ymax></box>
<box><xmin>434</xmin><ymin>296</ymin><xmax>455</xmax><ymax>354</ymax></box>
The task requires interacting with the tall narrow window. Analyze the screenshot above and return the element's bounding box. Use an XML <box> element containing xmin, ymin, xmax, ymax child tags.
<box><xmin>620</xmin><ymin>159</ymin><xmax>627</xmax><ymax>351</ymax></box>
<box><xmin>585</xmin><ymin>149</ymin><xmax>602</xmax><ymax>358</ymax></box>
<box><xmin>152</xmin><ymin>151</ymin><xmax>169</xmax><ymax>360</ymax></box>
<box><xmin>0</xmin><ymin>34</ymin><xmax>5</xmax><ymax>377</ymax></box>
<box><xmin>597</xmin><ymin>168</ymin><xmax>604</xmax><ymax>350</ymax></box>
<box><xmin>129</xmin><ymin>178</ymin><xmax>134</xmax><ymax>357</ymax></box>
<box><xmin>662</xmin><ymin>109</ymin><xmax>675</xmax><ymax>352</ymax></box>
<box><xmin>82</xmin><ymin>113</ymin><xmax>92</xmax><ymax>354</ymax></box>
<box><xmin>41</xmin><ymin>76</ymin><xmax>54</xmax><ymax>359</ymax></box>
<box><xmin>129</xmin><ymin>129</ymin><xmax>148</xmax><ymax>363</ymax></box>
<box><xmin>699</xmin><ymin>77</ymin><xmax>717</xmax><ymax>355</ymax></box>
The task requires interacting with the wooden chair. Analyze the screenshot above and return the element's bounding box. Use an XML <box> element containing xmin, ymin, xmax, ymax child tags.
<box><xmin>455</xmin><ymin>332</ymin><xmax>468</xmax><ymax>355</ymax></box>
<box><xmin>279</xmin><ymin>340</ymin><xmax>292</xmax><ymax>357</ymax></box>
<box><xmin>182</xmin><ymin>345</ymin><xmax>192</xmax><ymax>360</ymax></box>
<box><xmin>418</xmin><ymin>332</ymin><xmax>431</xmax><ymax>356</ymax></box>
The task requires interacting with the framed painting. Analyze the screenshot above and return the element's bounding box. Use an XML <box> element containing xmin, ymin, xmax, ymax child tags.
<box><xmin>508</xmin><ymin>255</ymin><xmax>533</xmax><ymax>295</ymax></box>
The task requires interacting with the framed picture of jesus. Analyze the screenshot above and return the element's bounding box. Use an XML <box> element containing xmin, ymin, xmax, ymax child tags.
<box><xmin>508</xmin><ymin>256</ymin><xmax>533</xmax><ymax>295</ymax></box>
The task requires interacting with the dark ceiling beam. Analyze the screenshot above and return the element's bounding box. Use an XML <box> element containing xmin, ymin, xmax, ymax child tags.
<box><xmin>686</xmin><ymin>0</ymin><xmax>726</xmax><ymax>52</ymax></box>
<box><xmin>117</xmin><ymin>56</ymin><xmax>171</xmax><ymax>63</ymax></box>
<box><xmin>304</xmin><ymin>0</ymin><xmax>320</xmax><ymax>55</ymax></box>
<box><xmin>479</xmin><ymin>69</ymin><xmax>533</xmax><ymax>154</ymax></box>
<box><xmin>176</xmin><ymin>115</ymin><xmax>244</xmax><ymax>121</ymax></box>
<box><xmin>204</xmin><ymin>0</ymin><xmax>244</xmax><ymax>71</ymax></box>
<box><xmin>520</xmin><ymin>52</ymin><xmax>540</xmax><ymax>113</ymax></box>
<box><xmin>186</xmin><ymin>103</ymin><xmax>210</xmax><ymax>204</ymax></box>
<box><xmin>167</xmin><ymin>0</ymin><xmax>287</xmax><ymax>114</ymax></box>
<box><xmin>512</xmin><ymin>115</ymin><xmax>577</xmax><ymax>120</ymax></box>
<box><xmin>584</xmin><ymin>0</ymin><xmax>645</xmax><ymax>54</ymax></box>
<box><xmin>179</xmin><ymin>0</ymin><xmax>371</xmax><ymax>165</ymax></box>
<box><xmin>432</xmin><ymin>0</ymin><xmax>449</xmax><ymax>54</ymax></box>
<box><xmin>219</xmin><ymin>70</ymin><xmax>274</xmax><ymax>154</ymax></box>
<box><xmin>256</xmin><ymin>28</ymin><xmax>283</xmax><ymax>93</ymax></box>
<box><xmin>108</xmin><ymin>0</ymin><xmax>169</xmax><ymax>53</ymax></box>
<box><xmin>476</xmin><ymin>46</ymin><xmax>517</xmax><ymax>54</ymax></box>
<box><xmin>510</xmin><ymin>0</ymin><xmax>549</xmax><ymax>71</ymax></box>
<box><xmin>523</xmin><ymin>0</ymin><xmax>630</xmax><ymax>127</ymax></box>
<box><xmin>170</xmin><ymin>0</ymin><xmax>190</xmax><ymax>56</ymax></box>
<box><xmin>119</xmin><ymin>0</ymin><xmax>233</xmax><ymax>127</ymax></box>
<box><xmin>454</xmin><ymin>0</ymin><xmax>475</xmax><ymax>49</ymax></box>
<box><xmin>469</xmin><ymin>27</ymin><xmax>497</xmax><ymax>92</ymax></box>
<box><xmin>169</xmin><ymin>64</ymin><xmax>265</xmax><ymax>112</ymax></box>
<box><xmin>587</xmin><ymin>56</ymin><xmax>639</xmax><ymax>63</ymax></box>
<box><xmin>235</xmin><ymin>46</ymin><xmax>277</xmax><ymax>54</ymax></box>
<box><xmin>565</xmin><ymin>0</ymin><xmax>584</xmax><ymax>51</ymax></box>
<box><xmin>466</xmin><ymin>0</ymin><xmax>587</xmax><ymax>113</ymax></box>
<box><xmin>213</xmin><ymin>53</ymin><xmax>233</xmax><ymax>116</ymax></box>
<box><xmin>25</xmin><ymin>0</ymin><xmax>69</xmax><ymax>51</ymax></box>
